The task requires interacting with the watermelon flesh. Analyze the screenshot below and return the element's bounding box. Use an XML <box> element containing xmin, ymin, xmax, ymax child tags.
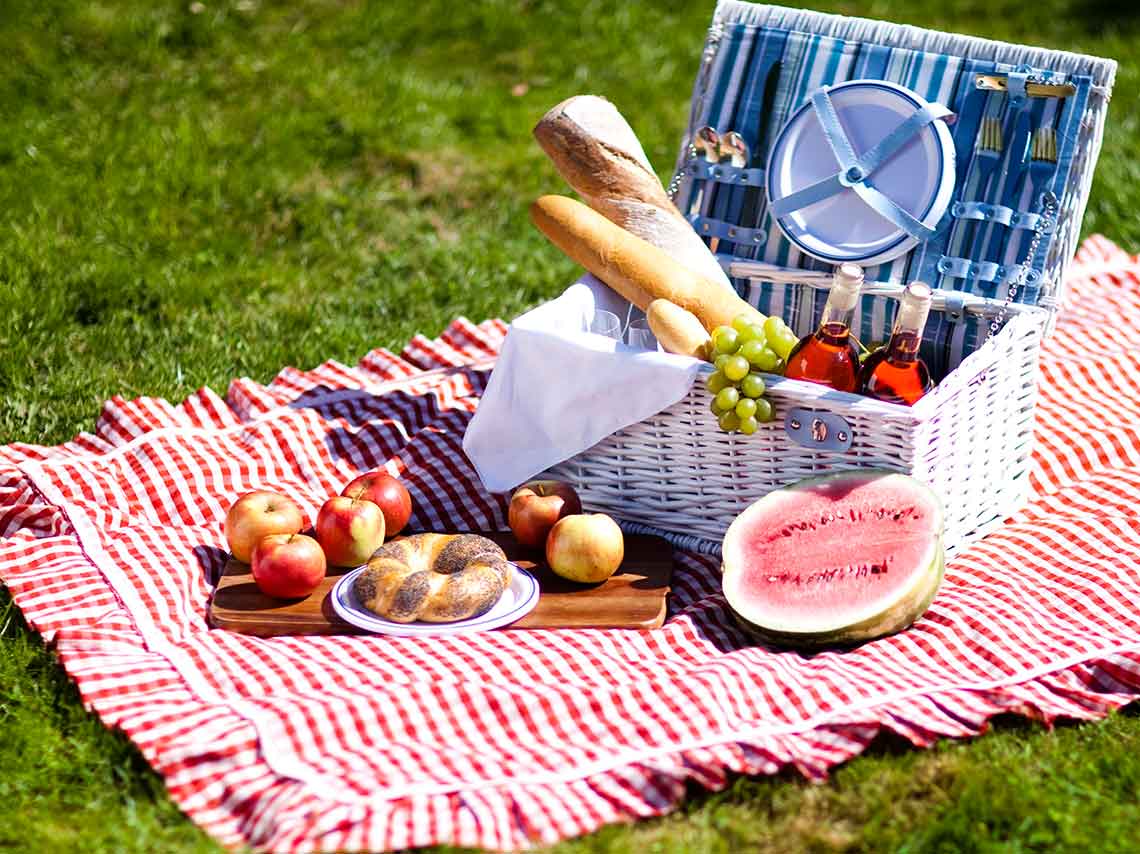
<box><xmin>721</xmin><ymin>471</ymin><xmax>945</xmax><ymax>647</ymax></box>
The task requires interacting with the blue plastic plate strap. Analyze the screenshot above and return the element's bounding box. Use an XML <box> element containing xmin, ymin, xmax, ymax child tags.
<box><xmin>770</xmin><ymin>87</ymin><xmax>952</xmax><ymax>243</ymax></box>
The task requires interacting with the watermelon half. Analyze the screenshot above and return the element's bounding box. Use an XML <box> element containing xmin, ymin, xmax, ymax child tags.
<box><xmin>721</xmin><ymin>471</ymin><xmax>945</xmax><ymax>648</ymax></box>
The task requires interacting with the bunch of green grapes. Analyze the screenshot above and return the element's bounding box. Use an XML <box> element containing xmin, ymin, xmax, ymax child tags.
<box><xmin>705</xmin><ymin>313</ymin><xmax>799</xmax><ymax>435</ymax></box>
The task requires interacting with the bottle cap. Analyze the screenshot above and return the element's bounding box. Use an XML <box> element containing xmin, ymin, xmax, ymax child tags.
<box><xmin>903</xmin><ymin>281</ymin><xmax>933</xmax><ymax>304</ymax></box>
<box><xmin>829</xmin><ymin>263</ymin><xmax>864</xmax><ymax>311</ymax></box>
<box><xmin>896</xmin><ymin>281</ymin><xmax>933</xmax><ymax>331</ymax></box>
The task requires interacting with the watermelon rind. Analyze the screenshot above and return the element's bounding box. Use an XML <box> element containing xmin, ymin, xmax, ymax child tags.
<box><xmin>721</xmin><ymin>470</ymin><xmax>945</xmax><ymax>649</ymax></box>
<box><xmin>729</xmin><ymin>543</ymin><xmax>944</xmax><ymax>649</ymax></box>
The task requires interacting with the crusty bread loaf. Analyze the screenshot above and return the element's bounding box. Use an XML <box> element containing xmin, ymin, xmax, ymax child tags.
<box><xmin>353</xmin><ymin>533</ymin><xmax>513</xmax><ymax>623</ymax></box>
<box><xmin>533</xmin><ymin>95</ymin><xmax>733</xmax><ymax>291</ymax></box>
<box><xmin>530</xmin><ymin>195</ymin><xmax>762</xmax><ymax>332</ymax></box>
<box><xmin>646</xmin><ymin>299</ymin><xmax>710</xmax><ymax>359</ymax></box>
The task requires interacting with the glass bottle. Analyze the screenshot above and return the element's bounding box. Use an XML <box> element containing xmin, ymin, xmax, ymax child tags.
<box><xmin>859</xmin><ymin>282</ymin><xmax>934</xmax><ymax>406</ymax></box>
<box><xmin>783</xmin><ymin>262</ymin><xmax>863</xmax><ymax>393</ymax></box>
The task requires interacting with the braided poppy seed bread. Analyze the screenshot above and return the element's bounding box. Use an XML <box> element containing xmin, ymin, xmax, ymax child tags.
<box><xmin>353</xmin><ymin>533</ymin><xmax>514</xmax><ymax>623</ymax></box>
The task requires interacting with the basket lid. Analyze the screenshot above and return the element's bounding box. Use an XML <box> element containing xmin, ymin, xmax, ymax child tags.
<box><xmin>681</xmin><ymin>1</ymin><xmax>1116</xmax><ymax>313</ymax></box>
<box><xmin>766</xmin><ymin>80</ymin><xmax>956</xmax><ymax>268</ymax></box>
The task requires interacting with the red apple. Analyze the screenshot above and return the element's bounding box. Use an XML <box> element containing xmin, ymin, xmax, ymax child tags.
<box><xmin>251</xmin><ymin>533</ymin><xmax>327</xmax><ymax>598</ymax></box>
<box><xmin>315</xmin><ymin>496</ymin><xmax>386</xmax><ymax>567</ymax></box>
<box><xmin>224</xmin><ymin>490</ymin><xmax>306</xmax><ymax>563</ymax></box>
<box><xmin>545</xmin><ymin>513</ymin><xmax>624</xmax><ymax>584</ymax></box>
<box><xmin>341</xmin><ymin>470</ymin><xmax>413</xmax><ymax>537</ymax></box>
<box><xmin>508</xmin><ymin>480</ymin><xmax>582</xmax><ymax>549</ymax></box>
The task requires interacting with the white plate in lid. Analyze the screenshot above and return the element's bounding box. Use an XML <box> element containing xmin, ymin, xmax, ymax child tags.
<box><xmin>766</xmin><ymin>79</ymin><xmax>956</xmax><ymax>267</ymax></box>
<box><xmin>330</xmin><ymin>563</ymin><xmax>539</xmax><ymax>636</ymax></box>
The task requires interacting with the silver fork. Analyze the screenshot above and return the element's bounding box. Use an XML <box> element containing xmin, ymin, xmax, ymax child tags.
<box><xmin>1002</xmin><ymin>125</ymin><xmax>1058</xmax><ymax>275</ymax></box>
<box><xmin>1026</xmin><ymin>126</ymin><xmax>1058</xmax><ymax>203</ymax></box>
<box><xmin>958</xmin><ymin>116</ymin><xmax>1004</xmax><ymax>275</ymax></box>
<box><xmin>972</xmin><ymin>117</ymin><xmax>1005</xmax><ymax>205</ymax></box>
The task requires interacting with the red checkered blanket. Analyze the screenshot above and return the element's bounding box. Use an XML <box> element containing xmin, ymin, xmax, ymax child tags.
<box><xmin>3</xmin><ymin>236</ymin><xmax>1140</xmax><ymax>852</ymax></box>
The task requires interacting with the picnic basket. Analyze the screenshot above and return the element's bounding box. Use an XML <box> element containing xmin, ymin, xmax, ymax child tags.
<box><xmin>542</xmin><ymin>1</ymin><xmax>1116</xmax><ymax>555</ymax></box>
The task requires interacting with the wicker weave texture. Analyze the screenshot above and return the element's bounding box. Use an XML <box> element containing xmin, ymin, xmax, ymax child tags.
<box><xmin>1044</xmin><ymin>86</ymin><xmax>1110</xmax><ymax>310</ymax></box>
<box><xmin>544</xmin><ymin>308</ymin><xmax>1046</xmax><ymax>554</ymax></box>
<box><xmin>913</xmin><ymin>311</ymin><xmax>1045</xmax><ymax>546</ymax></box>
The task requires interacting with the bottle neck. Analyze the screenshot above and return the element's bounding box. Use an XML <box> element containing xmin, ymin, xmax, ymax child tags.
<box><xmin>818</xmin><ymin>297</ymin><xmax>856</xmax><ymax>340</ymax></box>
<box><xmin>816</xmin><ymin>264</ymin><xmax>863</xmax><ymax>343</ymax></box>
<box><xmin>885</xmin><ymin>295</ymin><xmax>930</xmax><ymax>363</ymax></box>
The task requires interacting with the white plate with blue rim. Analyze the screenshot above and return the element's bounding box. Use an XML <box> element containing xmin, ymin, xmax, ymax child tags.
<box><xmin>330</xmin><ymin>563</ymin><xmax>539</xmax><ymax>636</ymax></box>
<box><xmin>766</xmin><ymin>79</ymin><xmax>956</xmax><ymax>268</ymax></box>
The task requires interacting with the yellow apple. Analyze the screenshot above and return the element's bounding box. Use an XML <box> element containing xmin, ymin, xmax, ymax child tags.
<box><xmin>224</xmin><ymin>490</ymin><xmax>306</xmax><ymax>564</ymax></box>
<box><xmin>545</xmin><ymin>513</ymin><xmax>624</xmax><ymax>584</ymax></box>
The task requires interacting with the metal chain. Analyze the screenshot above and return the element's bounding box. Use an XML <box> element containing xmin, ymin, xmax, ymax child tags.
<box><xmin>666</xmin><ymin>143</ymin><xmax>696</xmax><ymax>201</ymax></box>
<box><xmin>987</xmin><ymin>190</ymin><xmax>1058</xmax><ymax>340</ymax></box>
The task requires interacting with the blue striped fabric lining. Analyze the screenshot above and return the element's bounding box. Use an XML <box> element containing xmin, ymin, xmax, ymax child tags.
<box><xmin>675</xmin><ymin>15</ymin><xmax>1092</xmax><ymax>369</ymax></box>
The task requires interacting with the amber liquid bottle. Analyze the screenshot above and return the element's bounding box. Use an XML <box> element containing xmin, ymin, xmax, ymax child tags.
<box><xmin>859</xmin><ymin>282</ymin><xmax>934</xmax><ymax>406</ymax></box>
<box><xmin>783</xmin><ymin>263</ymin><xmax>864</xmax><ymax>393</ymax></box>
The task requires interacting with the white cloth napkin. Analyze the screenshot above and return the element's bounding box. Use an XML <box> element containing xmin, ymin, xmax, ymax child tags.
<box><xmin>462</xmin><ymin>275</ymin><xmax>703</xmax><ymax>493</ymax></box>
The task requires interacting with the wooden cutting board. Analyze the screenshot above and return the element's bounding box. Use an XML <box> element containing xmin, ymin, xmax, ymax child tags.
<box><xmin>207</xmin><ymin>531</ymin><xmax>672</xmax><ymax>636</ymax></box>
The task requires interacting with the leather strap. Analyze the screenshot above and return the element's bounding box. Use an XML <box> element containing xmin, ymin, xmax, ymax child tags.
<box><xmin>936</xmin><ymin>256</ymin><xmax>1042</xmax><ymax>286</ymax></box>
<box><xmin>684</xmin><ymin>159</ymin><xmax>766</xmax><ymax>187</ymax></box>
<box><xmin>1005</xmin><ymin>69</ymin><xmax>1030</xmax><ymax>108</ymax></box>
<box><xmin>941</xmin><ymin>291</ymin><xmax>968</xmax><ymax>322</ymax></box>
<box><xmin>951</xmin><ymin>201</ymin><xmax>1054</xmax><ymax>233</ymax></box>
<box><xmin>688</xmin><ymin>215</ymin><xmax>767</xmax><ymax>246</ymax></box>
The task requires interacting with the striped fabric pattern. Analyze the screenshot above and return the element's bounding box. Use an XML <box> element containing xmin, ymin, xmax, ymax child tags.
<box><xmin>675</xmin><ymin>1</ymin><xmax>1110</xmax><ymax>338</ymax></box>
<box><xmin>3</xmin><ymin>238</ymin><xmax>1140</xmax><ymax>852</ymax></box>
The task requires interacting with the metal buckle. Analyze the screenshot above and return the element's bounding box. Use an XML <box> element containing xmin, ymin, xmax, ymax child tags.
<box><xmin>784</xmin><ymin>408</ymin><xmax>854</xmax><ymax>452</ymax></box>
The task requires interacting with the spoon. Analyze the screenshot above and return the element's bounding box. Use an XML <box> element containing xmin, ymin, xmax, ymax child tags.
<box><xmin>687</xmin><ymin>126</ymin><xmax>721</xmax><ymax>224</ymax></box>
<box><xmin>711</xmin><ymin>131</ymin><xmax>749</xmax><ymax>253</ymax></box>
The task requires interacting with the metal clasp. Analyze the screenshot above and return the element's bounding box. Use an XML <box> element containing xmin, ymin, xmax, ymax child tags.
<box><xmin>784</xmin><ymin>408</ymin><xmax>854</xmax><ymax>452</ymax></box>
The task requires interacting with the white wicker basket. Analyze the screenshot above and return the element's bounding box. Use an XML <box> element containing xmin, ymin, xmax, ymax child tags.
<box><xmin>546</xmin><ymin>297</ymin><xmax>1044</xmax><ymax>556</ymax></box>
<box><xmin>539</xmin><ymin>4</ymin><xmax>1115</xmax><ymax>556</ymax></box>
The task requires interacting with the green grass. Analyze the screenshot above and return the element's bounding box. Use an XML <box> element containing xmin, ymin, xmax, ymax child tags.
<box><xmin>1</xmin><ymin>0</ymin><xmax>1138</xmax><ymax>850</ymax></box>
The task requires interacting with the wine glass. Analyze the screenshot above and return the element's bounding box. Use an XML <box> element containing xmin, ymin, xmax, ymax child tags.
<box><xmin>625</xmin><ymin>317</ymin><xmax>658</xmax><ymax>350</ymax></box>
<box><xmin>587</xmin><ymin>309</ymin><xmax>622</xmax><ymax>340</ymax></box>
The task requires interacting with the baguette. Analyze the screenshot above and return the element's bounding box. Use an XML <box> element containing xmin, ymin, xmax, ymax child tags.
<box><xmin>530</xmin><ymin>195</ymin><xmax>761</xmax><ymax>332</ymax></box>
<box><xmin>533</xmin><ymin>95</ymin><xmax>733</xmax><ymax>291</ymax></box>
<box><xmin>646</xmin><ymin>299</ymin><xmax>710</xmax><ymax>359</ymax></box>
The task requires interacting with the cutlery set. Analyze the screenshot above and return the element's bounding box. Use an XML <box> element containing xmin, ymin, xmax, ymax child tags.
<box><xmin>686</xmin><ymin>126</ymin><xmax>753</xmax><ymax>253</ymax></box>
<box><xmin>950</xmin><ymin>108</ymin><xmax>1060</xmax><ymax>293</ymax></box>
<box><xmin>678</xmin><ymin>70</ymin><xmax>1069</xmax><ymax>299</ymax></box>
